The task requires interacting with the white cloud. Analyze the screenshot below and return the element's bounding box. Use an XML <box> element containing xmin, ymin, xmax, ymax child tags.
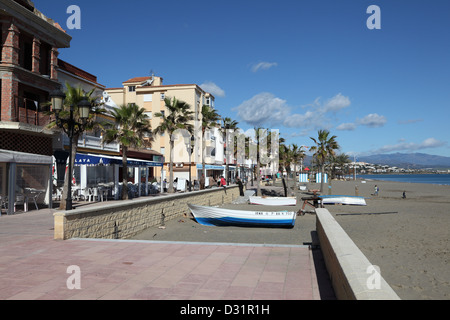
<box><xmin>235</xmin><ymin>92</ymin><xmax>352</xmax><ymax>132</ymax></box>
<box><xmin>251</xmin><ymin>62</ymin><xmax>278</xmax><ymax>72</ymax></box>
<box><xmin>233</xmin><ymin>92</ymin><xmax>289</xmax><ymax>126</ymax></box>
<box><xmin>337</xmin><ymin>112</ymin><xmax>387</xmax><ymax>131</ymax></box>
<box><xmin>357</xmin><ymin>113</ymin><xmax>387</xmax><ymax>128</ymax></box>
<box><xmin>322</xmin><ymin>93</ymin><xmax>351</xmax><ymax>112</ymax></box>
<box><xmin>200</xmin><ymin>81</ymin><xmax>226</xmax><ymax>98</ymax></box>
<box><xmin>372</xmin><ymin>138</ymin><xmax>446</xmax><ymax>154</ymax></box>
<box><xmin>336</xmin><ymin>122</ymin><xmax>357</xmax><ymax>131</ymax></box>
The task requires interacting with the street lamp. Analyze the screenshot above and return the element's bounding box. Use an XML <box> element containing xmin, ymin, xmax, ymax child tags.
<box><xmin>50</xmin><ymin>87</ymin><xmax>91</xmax><ymax>210</ymax></box>
<box><xmin>189</xmin><ymin>135</ymin><xmax>195</xmax><ymax>191</ymax></box>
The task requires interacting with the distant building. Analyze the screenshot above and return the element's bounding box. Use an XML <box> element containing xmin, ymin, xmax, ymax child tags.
<box><xmin>105</xmin><ymin>75</ymin><xmax>224</xmax><ymax>184</ymax></box>
<box><xmin>54</xmin><ymin>60</ymin><xmax>163</xmax><ymax>199</ymax></box>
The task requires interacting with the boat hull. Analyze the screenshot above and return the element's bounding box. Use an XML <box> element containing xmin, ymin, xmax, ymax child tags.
<box><xmin>249</xmin><ymin>196</ymin><xmax>297</xmax><ymax>206</ymax></box>
<box><xmin>319</xmin><ymin>195</ymin><xmax>367</xmax><ymax>206</ymax></box>
<box><xmin>188</xmin><ymin>204</ymin><xmax>296</xmax><ymax>228</ymax></box>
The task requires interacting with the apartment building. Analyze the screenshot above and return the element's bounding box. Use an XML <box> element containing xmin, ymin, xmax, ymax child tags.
<box><xmin>0</xmin><ymin>0</ymin><xmax>71</xmax><ymax>214</ymax></box>
<box><xmin>105</xmin><ymin>75</ymin><xmax>224</xmax><ymax>184</ymax></box>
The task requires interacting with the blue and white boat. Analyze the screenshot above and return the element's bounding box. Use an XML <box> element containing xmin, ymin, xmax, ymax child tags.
<box><xmin>187</xmin><ymin>204</ymin><xmax>297</xmax><ymax>228</ymax></box>
<box><xmin>318</xmin><ymin>195</ymin><xmax>367</xmax><ymax>206</ymax></box>
<box><xmin>249</xmin><ymin>196</ymin><xmax>297</xmax><ymax>206</ymax></box>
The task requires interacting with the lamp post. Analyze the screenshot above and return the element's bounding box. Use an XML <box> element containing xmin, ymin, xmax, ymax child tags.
<box><xmin>188</xmin><ymin>135</ymin><xmax>195</xmax><ymax>191</ymax></box>
<box><xmin>50</xmin><ymin>87</ymin><xmax>91</xmax><ymax>210</ymax></box>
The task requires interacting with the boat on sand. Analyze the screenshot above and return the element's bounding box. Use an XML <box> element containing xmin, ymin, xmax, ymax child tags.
<box><xmin>187</xmin><ymin>203</ymin><xmax>297</xmax><ymax>228</ymax></box>
<box><xmin>319</xmin><ymin>195</ymin><xmax>367</xmax><ymax>206</ymax></box>
<box><xmin>249</xmin><ymin>196</ymin><xmax>297</xmax><ymax>206</ymax></box>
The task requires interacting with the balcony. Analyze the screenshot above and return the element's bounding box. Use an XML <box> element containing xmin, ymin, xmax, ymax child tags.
<box><xmin>62</xmin><ymin>133</ymin><xmax>119</xmax><ymax>153</ymax></box>
<box><xmin>12</xmin><ymin>96</ymin><xmax>51</xmax><ymax>127</ymax></box>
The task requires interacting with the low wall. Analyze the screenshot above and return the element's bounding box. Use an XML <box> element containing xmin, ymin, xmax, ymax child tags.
<box><xmin>315</xmin><ymin>208</ymin><xmax>400</xmax><ymax>300</ymax></box>
<box><xmin>54</xmin><ymin>186</ymin><xmax>239</xmax><ymax>240</ymax></box>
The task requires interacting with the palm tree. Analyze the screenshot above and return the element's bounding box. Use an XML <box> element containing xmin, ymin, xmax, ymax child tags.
<box><xmin>290</xmin><ymin>144</ymin><xmax>306</xmax><ymax>191</ymax></box>
<box><xmin>222</xmin><ymin>117</ymin><xmax>239</xmax><ymax>184</ymax></box>
<box><xmin>102</xmin><ymin>103</ymin><xmax>153</xmax><ymax>200</ymax></box>
<box><xmin>200</xmin><ymin>105</ymin><xmax>221</xmax><ymax>188</ymax></box>
<box><xmin>154</xmin><ymin>97</ymin><xmax>194</xmax><ymax>193</ymax></box>
<box><xmin>252</xmin><ymin>127</ymin><xmax>271</xmax><ymax>196</ymax></box>
<box><xmin>329</xmin><ymin>153</ymin><xmax>350</xmax><ymax>179</ymax></box>
<box><xmin>310</xmin><ymin>129</ymin><xmax>339</xmax><ymax>193</ymax></box>
<box><xmin>47</xmin><ymin>83</ymin><xmax>106</xmax><ymax>210</ymax></box>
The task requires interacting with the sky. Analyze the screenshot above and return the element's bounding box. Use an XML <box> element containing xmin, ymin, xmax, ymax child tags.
<box><xmin>36</xmin><ymin>0</ymin><xmax>450</xmax><ymax>158</ymax></box>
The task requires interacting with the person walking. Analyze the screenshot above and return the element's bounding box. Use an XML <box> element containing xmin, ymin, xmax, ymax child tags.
<box><xmin>374</xmin><ymin>185</ymin><xmax>379</xmax><ymax>196</ymax></box>
<box><xmin>236</xmin><ymin>176</ymin><xmax>244</xmax><ymax>196</ymax></box>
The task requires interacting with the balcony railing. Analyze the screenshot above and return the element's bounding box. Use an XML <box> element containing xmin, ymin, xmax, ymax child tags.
<box><xmin>62</xmin><ymin>134</ymin><xmax>120</xmax><ymax>153</ymax></box>
<box><xmin>13</xmin><ymin>96</ymin><xmax>51</xmax><ymax>127</ymax></box>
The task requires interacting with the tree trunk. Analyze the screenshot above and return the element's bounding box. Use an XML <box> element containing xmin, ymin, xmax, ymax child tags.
<box><xmin>320</xmin><ymin>164</ymin><xmax>325</xmax><ymax>193</ymax></box>
<box><xmin>122</xmin><ymin>145</ymin><xmax>129</xmax><ymax>200</ymax></box>
<box><xmin>256</xmin><ymin>161</ymin><xmax>261</xmax><ymax>197</ymax></box>
<box><xmin>293</xmin><ymin>164</ymin><xmax>298</xmax><ymax>192</ymax></box>
<box><xmin>201</xmin><ymin>130</ymin><xmax>206</xmax><ymax>190</ymax></box>
<box><xmin>59</xmin><ymin>134</ymin><xmax>79</xmax><ymax>210</ymax></box>
<box><xmin>285</xmin><ymin>167</ymin><xmax>289</xmax><ymax>196</ymax></box>
<box><xmin>169</xmin><ymin>139</ymin><xmax>174</xmax><ymax>193</ymax></box>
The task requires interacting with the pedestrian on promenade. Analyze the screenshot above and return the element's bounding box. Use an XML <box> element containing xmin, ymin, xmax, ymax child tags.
<box><xmin>236</xmin><ymin>176</ymin><xmax>244</xmax><ymax>196</ymax></box>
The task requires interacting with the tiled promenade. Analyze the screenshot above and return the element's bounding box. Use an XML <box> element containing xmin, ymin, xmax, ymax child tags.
<box><xmin>0</xmin><ymin>205</ymin><xmax>333</xmax><ymax>300</ymax></box>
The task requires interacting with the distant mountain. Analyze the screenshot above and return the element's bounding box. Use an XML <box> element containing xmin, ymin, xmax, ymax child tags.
<box><xmin>357</xmin><ymin>153</ymin><xmax>450</xmax><ymax>169</ymax></box>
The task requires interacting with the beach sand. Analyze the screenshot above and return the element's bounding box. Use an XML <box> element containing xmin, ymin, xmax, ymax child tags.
<box><xmin>131</xmin><ymin>178</ymin><xmax>450</xmax><ymax>300</ymax></box>
<box><xmin>329</xmin><ymin>178</ymin><xmax>450</xmax><ymax>300</ymax></box>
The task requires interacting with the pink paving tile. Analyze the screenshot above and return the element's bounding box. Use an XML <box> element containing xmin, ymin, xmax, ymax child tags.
<box><xmin>259</xmin><ymin>271</ymin><xmax>286</xmax><ymax>283</ymax></box>
<box><xmin>201</xmin><ymin>278</ymin><xmax>231</xmax><ymax>291</ymax></box>
<box><xmin>132</xmin><ymin>286</ymin><xmax>172</xmax><ymax>300</ymax></box>
<box><xmin>251</xmin><ymin>292</ymin><xmax>284</xmax><ymax>300</ymax></box>
<box><xmin>221</xmin><ymin>285</ymin><xmax>255</xmax><ymax>300</ymax></box>
<box><xmin>254</xmin><ymin>281</ymin><xmax>285</xmax><ymax>295</ymax></box>
<box><xmin>190</xmin><ymin>288</ymin><xmax>225</xmax><ymax>300</ymax></box>
<box><xmin>0</xmin><ymin>207</ymin><xmax>332</xmax><ymax>300</ymax></box>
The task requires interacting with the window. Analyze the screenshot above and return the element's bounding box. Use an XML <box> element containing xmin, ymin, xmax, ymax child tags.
<box><xmin>206</xmin><ymin>98</ymin><xmax>210</xmax><ymax>105</ymax></box>
<box><xmin>143</xmin><ymin>94</ymin><xmax>152</xmax><ymax>102</ymax></box>
<box><xmin>160</xmin><ymin>147</ymin><xmax>165</xmax><ymax>155</ymax></box>
<box><xmin>144</xmin><ymin>111</ymin><xmax>152</xmax><ymax>119</ymax></box>
<box><xmin>160</xmin><ymin>93</ymin><xmax>165</xmax><ymax>100</ymax></box>
<box><xmin>128</xmin><ymin>86</ymin><xmax>136</xmax><ymax>92</ymax></box>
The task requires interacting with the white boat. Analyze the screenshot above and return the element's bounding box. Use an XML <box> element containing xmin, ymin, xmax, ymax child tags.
<box><xmin>249</xmin><ymin>196</ymin><xmax>297</xmax><ymax>206</ymax></box>
<box><xmin>319</xmin><ymin>195</ymin><xmax>367</xmax><ymax>206</ymax></box>
<box><xmin>187</xmin><ymin>204</ymin><xmax>297</xmax><ymax>228</ymax></box>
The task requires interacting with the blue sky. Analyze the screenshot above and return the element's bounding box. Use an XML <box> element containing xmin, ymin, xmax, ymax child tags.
<box><xmin>37</xmin><ymin>0</ymin><xmax>450</xmax><ymax>157</ymax></box>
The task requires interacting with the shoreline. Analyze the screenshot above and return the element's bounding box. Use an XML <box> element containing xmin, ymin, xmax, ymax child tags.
<box><xmin>131</xmin><ymin>179</ymin><xmax>450</xmax><ymax>300</ymax></box>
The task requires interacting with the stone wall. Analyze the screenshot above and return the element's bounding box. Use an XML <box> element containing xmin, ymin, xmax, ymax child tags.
<box><xmin>54</xmin><ymin>186</ymin><xmax>239</xmax><ymax>240</ymax></box>
<box><xmin>315</xmin><ymin>208</ymin><xmax>400</xmax><ymax>300</ymax></box>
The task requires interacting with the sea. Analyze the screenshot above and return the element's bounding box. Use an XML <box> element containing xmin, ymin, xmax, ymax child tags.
<box><xmin>357</xmin><ymin>174</ymin><xmax>450</xmax><ymax>186</ymax></box>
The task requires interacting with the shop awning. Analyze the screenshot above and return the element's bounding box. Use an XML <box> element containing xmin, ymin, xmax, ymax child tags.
<box><xmin>75</xmin><ymin>153</ymin><xmax>163</xmax><ymax>167</ymax></box>
<box><xmin>196</xmin><ymin>164</ymin><xmax>225</xmax><ymax>170</ymax></box>
<box><xmin>0</xmin><ymin>149</ymin><xmax>52</xmax><ymax>164</ymax></box>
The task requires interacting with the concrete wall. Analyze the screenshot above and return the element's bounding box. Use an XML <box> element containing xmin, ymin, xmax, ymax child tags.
<box><xmin>54</xmin><ymin>186</ymin><xmax>239</xmax><ymax>240</ymax></box>
<box><xmin>315</xmin><ymin>208</ymin><xmax>400</xmax><ymax>300</ymax></box>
